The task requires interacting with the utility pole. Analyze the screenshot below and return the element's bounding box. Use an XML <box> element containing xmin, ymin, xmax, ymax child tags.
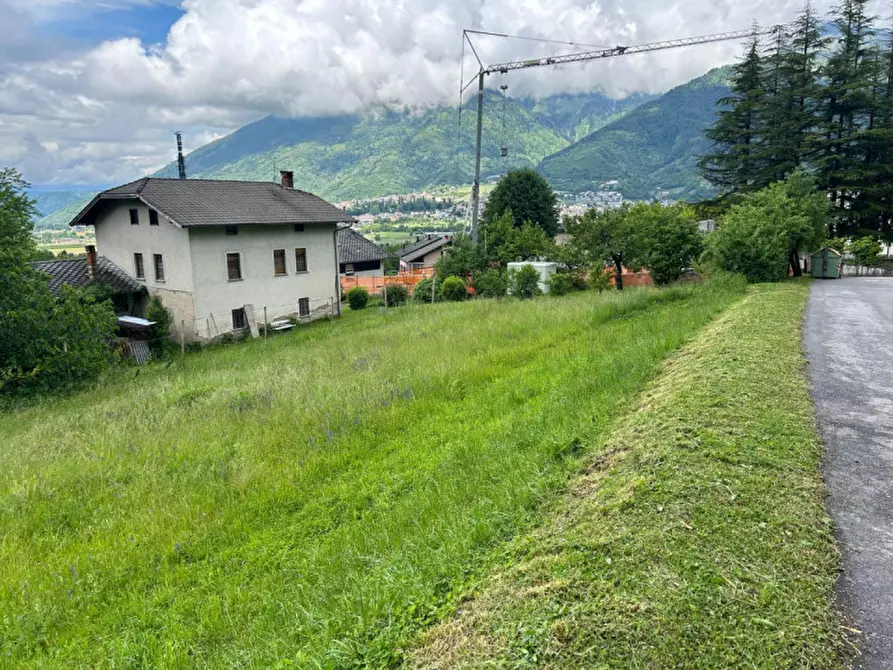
<box><xmin>464</xmin><ymin>26</ymin><xmax>779</xmax><ymax>244</ymax></box>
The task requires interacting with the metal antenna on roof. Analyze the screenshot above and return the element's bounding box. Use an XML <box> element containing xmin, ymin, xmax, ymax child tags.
<box><xmin>175</xmin><ymin>131</ymin><xmax>187</xmax><ymax>180</ymax></box>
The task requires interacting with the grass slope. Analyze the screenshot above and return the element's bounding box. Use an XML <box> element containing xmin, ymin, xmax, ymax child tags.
<box><xmin>0</xmin><ymin>281</ymin><xmax>743</xmax><ymax>667</ymax></box>
<box><xmin>538</xmin><ymin>67</ymin><xmax>731</xmax><ymax>201</ymax></box>
<box><xmin>409</xmin><ymin>282</ymin><xmax>843</xmax><ymax>669</ymax></box>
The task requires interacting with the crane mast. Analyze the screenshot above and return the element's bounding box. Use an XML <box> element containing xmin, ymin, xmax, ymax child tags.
<box><xmin>467</xmin><ymin>25</ymin><xmax>779</xmax><ymax>243</ymax></box>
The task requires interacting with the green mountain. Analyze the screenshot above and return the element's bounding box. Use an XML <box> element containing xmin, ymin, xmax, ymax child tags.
<box><xmin>538</xmin><ymin>67</ymin><xmax>731</xmax><ymax>200</ymax></box>
<box><xmin>31</xmin><ymin>191</ymin><xmax>94</xmax><ymax>230</ymax></box>
<box><xmin>154</xmin><ymin>91</ymin><xmax>649</xmax><ymax>201</ymax></box>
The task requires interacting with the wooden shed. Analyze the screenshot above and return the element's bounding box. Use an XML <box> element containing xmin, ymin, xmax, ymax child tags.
<box><xmin>810</xmin><ymin>247</ymin><xmax>843</xmax><ymax>279</ymax></box>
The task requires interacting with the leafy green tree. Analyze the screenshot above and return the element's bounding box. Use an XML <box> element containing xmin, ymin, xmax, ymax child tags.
<box><xmin>480</xmin><ymin>212</ymin><xmax>553</xmax><ymax>265</ymax></box>
<box><xmin>849</xmin><ymin>236</ymin><xmax>881</xmax><ymax>272</ymax></box>
<box><xmin>565</xmin><ymin>205</ymin><xmax>640</xmax><ymax>290</ymax></box>
<box><xmin>145</xmin><ymin>295</ymin><xmax>172</xmax><ymax>358</ymax></box>
<box><xmin>481</xmin><ymin>169</ymin><xmax>560</xmax><ymax>237</ymax></box>
<box><xmin>629</xmin><ymin>203</ymin><xmax>703</xmax><ymax>285</ymax></box>
<box><xmin>434</xmin><ymin>233</ymin><xmax>484</xmax><ymax>278</ymax></box>
<box><xmin>508</xmin><ymin>264</ymin><xmax>543</xmax><ymax>299</ymax></box>
<box><xmin>704</xmin><ymin>171</ymin><xmax>828</xmax><ymax>282</ymax></box>
<box><xmin>0</xmin><ymin>168</ymin><xmax>116</xmax><ymax>394</ymax></box>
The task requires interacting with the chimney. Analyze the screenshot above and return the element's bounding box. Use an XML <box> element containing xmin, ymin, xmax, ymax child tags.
<box><xmin>85</xmin><ymin>245</ymin><xmax>97</xmax><ymax>280</ymax></box>
<box><xmin>175</xmin><ymin>131</ymin><xmax>187</xmax><ymax>180</ymax></box>
<box><xmin>280</xmin><ymin>170</ymin><xmax>294</xmax><ymax>189</ymax></box>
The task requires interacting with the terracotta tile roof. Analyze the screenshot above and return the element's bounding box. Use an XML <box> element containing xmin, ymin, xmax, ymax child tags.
<box><xmin>32</xmin><ymin>257</ymin><xmax>145</xmax><ymax>296</ymax></box>
<box><xmin>71</xmin><ymin>178</ymin><xmax>356</xmax><ymax>228</ymax></box>
<box><xmin>337</xmin><ymin>228</ymin><xmax>394</xmax><ymax>264</ymax></box>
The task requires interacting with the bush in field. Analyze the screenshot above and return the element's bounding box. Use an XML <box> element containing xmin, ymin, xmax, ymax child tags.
<box><xmin>509</xmin><ymin>264</ymin><xmax>542</xmax><ymax>299</ymax></box>
<box><xmin>440</xmin><ymin>276</ymin><xmax>467</xmax><ymax>301</ymax></box>
<box><xmin>145</xmin><ymin>295</ymin><xmax>173</xmax><ymax>358</ymax></box>
<box><xmin>384</xmin><ymin>283</ymin><xmax>408</xmax><ymax>306</ymax></box>
<box><xmin>632</xmin><ymin>203</ymin><xmax>703</xmax><ymax>285</ymax></box>
<box><xmin>850</xmin><ymin>236</ymin><xmax>881</xmax><ymax>273</ymax></box>
<box><xmin>472</xmin><ymin>268</ymin><xmax>508</xmax><ymax>298</ymax></box>
<box><xmin>588</xmin><ymin>267</ymin><xmax>614</xmax><ymax>293</ymax></box>
<box><xmin>413</xmin><ymin>276</ymin><xmax>442</xmax><ymax>303</ymax></box>
<box><xmin>347</xmin><ymin>287</ymin><xmax>370</xmax><ymax>310</ymax></box>
<box><xmin>547</xmin><ymin>273</ymin><xmax>576</xmax><ymax>296</ymax></box>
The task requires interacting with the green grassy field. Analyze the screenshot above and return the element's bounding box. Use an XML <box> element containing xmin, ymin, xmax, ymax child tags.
<box><xmin>410</xmin><ymin>282</ymin><xmax>843</xmax><ymax>668</ymax></box>
<box><xmin>0</xmin><ymin>281</ymin><xmax>746</xmax><ymax>667</ymax></box>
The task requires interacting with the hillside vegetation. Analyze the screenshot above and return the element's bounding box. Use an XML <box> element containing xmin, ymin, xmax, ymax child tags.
<box><xmin>152</xmin><ymin>91</ymin><xmax>650</xmax><ymax>201</ymax></box>
<box><xmin>539</xmin><ymin>67</ymin><xmax>730</xmax><ymax>200</ymax></box>
<box><xmin>0</xmin><ymin>281</ymin><xmax>744</xmax><ymax>667</ymax></box>
<box><xmin>410</xmin><ymin>282</ymin><xmax>842</xmax><ymax>668</ymax></box>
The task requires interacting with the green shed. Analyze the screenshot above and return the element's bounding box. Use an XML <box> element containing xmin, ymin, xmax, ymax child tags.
<box><xmin>810</xmin><ymin>247</ymin><xmax>843</xmax><ymax>279</ymax></box>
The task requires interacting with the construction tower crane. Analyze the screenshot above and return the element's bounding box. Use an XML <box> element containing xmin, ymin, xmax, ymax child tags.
<box><xmin>464</xmin><ymin>26</ymin><xmax>780</xmax><ymax>243</ymax></box>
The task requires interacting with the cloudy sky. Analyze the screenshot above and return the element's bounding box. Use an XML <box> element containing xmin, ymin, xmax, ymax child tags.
<box><xmin>0</xmin><ymin>0</ymin><xmax>849</xmax><ymax>189</ymax></box>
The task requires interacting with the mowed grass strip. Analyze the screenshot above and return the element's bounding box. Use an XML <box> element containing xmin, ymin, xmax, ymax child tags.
<box><xmin>0</xmin><ymin>280</ymin><xmax>743</xmax><ymax>668</ymax></box>
<box><xmin>409</xmin><ymin>282</ymin><xmax>843</xmax><ymax>669</ymax></box>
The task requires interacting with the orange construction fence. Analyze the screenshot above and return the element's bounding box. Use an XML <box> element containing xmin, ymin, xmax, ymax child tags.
<box><xmin>341</xmin><ymin>267</ymin><xmax>434</xmax><ymax>295</ymax></box>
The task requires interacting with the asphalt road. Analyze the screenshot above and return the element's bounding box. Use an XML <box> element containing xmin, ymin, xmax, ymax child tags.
<box><xmin>804</xmin><ymin>277</ymin><xmax>893</xmax><ymax>669</ymax></box>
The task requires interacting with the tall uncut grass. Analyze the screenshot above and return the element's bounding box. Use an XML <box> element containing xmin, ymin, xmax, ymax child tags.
<box><xmin>0</xmin><ymin>279</ymin><xmax>744</xmax><ymax>667</ymax></box>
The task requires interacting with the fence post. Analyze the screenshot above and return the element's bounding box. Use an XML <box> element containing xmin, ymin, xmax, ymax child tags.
<box><xmin>432</xmin><ymin>272</ymin><xmax>436</xmax><ymax>303</ymax></box>
<box><xmin>263</xmin><ymin>306</ymin><xmax>268</xmax><ymax>342</ymax></box>
<box><xmin>180</xmin><ymin>320</ymin><xmax>185</xmax><ymax>355</ymax></box>
<box><xmin>329</xmin><ymin>297</ymin><xmax>334</xmax><ymax>320</ymax></box>
<box><xmin>384</xmin><ymin>280</ymin><xmax>389</xmax><ymax>309</ymax></box>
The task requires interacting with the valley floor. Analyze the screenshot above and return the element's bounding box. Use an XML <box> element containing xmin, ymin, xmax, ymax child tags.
<box><xmin>0</xmin><ymin>280</ymin><xmax>842</xmax><ymax>668</ymax></box>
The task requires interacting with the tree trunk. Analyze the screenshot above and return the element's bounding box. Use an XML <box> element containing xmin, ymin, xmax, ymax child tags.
<box><xmin>614</xmin><ymin>258</ymin><xmax>624</xmax><ymax>291</ymax></box>
<box><xmin>789</xmin><ymin>249</ymin><xmax>803</xmax><ymax>277</ymax></box>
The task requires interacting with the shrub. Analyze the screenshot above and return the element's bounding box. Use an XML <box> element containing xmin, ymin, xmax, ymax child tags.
<box><xmin>185</xmin><ymin>341</ymin><xmax>203</xmax><ymax>354</ymax></box>
<box><xmin>440</xmin><ymin>276</ymin><xmax>467</xmax><ymax>301</ymax></box>
<box><xmin>588</xmin><ymin>267</ymin><xmax>614</xmax><ymax>293</ymax></box>
<box><xmin>509</xmin><ymin>264</ymin><xmax>542</xmax><ymax>299</ymax></box>
<box><xmin>413</xmin><ymin>276</ymin><xmax>442</xmax><ymax>303</ymax></box>
<box><xmin>384</xmin><ymin>283</ymin><xmax>408</xmax><ymax>307</ymax></box>
<box><xmin>547</xmin><ymin>272</ymin><xmax>575</xmax><ymax>296</ymax></box>
<box><xmin>347</xmin><ymin>286</ymin><xmax>370</xmax><ymax>310</ymax></box>
<box><xmin>145</xmin><ymin>294</ymin><xmax>172</xmax><ymax>358</ymax></box>
<box><xmin>472</xmin><ymin>268</ymin><xmax>508</xmax><ymax>298</ymax></box>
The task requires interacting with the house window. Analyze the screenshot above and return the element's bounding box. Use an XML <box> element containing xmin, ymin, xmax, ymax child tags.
<box><xmin>227</xmin><ymin>253</ymin><xmax>242</xmax><ymax>281</ymax></box>
<box><xmin>134</xmin><ymin>253</ymin><xmax>145</xmax><ymax>280</ymax></box>
<box><xmin>149</xmin><ymin>209</ymin><xmax>159</xmax><ymax>226</ymax></box>
<box><xmin>153</xmin><ymin>254</ymin><xmax>165</xmax><ymax>282</ymax></box>
<box><xmin>344</xmin><ymin>263</ymin><xmax>355</xmax><ymax>275</ymax></box>
<box><xmin>273</xmin><ymin>249</ymin><xmax>287</xmax><ymax>276</ymax></box>
<box><xmin>129</xmin><ymin>208</ymin><xmax>139</xmax><ymax>225</ymax></box>
<box><xmin>225</xmin><ymin>225</ymin><xmax>238</xmax><ymax>236</ymax></box>
<box><xmin>294</xmin><ymin>223</ymin><xmax>305</xmax><ymax>232</ymax></box>
<box><xmin>232</xmin><ymin>308</ymin><xmax>246</xmax><ymax>330</ymax></box>
<box><xmin>299</xmin><ymin>297</ymin><xmax>310</xmax><ymax>317</ymax></box>
<box><xmin>295</xmin><ymin>247</ymin><xmax>308</xmax><ymax>272</ymax></box>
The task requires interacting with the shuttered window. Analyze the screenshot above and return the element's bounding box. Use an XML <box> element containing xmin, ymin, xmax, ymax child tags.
<box><xmin>273</xmin><ymin>249</ymin><xmax>287</xmax><ymax>275</ymax></box>
<box><xmin>153</xmin><ymin>254</ymin><xmax>164</xmax><ymax>282</ymax></box>
<box><xmin>232</xmin><ymin>308</ymin><xmax>246</xmax><ymax>330</ymax></box>
<box><xmin>295</xmin><ymin>247</ymin><xmax>308</xmax><ymax>273</ymax></box>
<box><xmin>227</xmin><ymin>253</ymin><xmax>242</xmax><ymax>281</ymax></box>
<box><xmin>134</xmin><ymin>253</ymin><xmax>145</xmax><ymax>279</ymax></box>
<box><xmin>299</xmin><ymin>297</ymin><xmax>310</xmax><ymax>317</ymax></box>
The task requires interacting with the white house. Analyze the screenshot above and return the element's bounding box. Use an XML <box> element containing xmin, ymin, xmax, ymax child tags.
<box><xmin>70</xmin><ymin>171</ymin><xmax>355</xmax><ymax>341</ymax></box>
<box><xmin>399</xmin><ymin>234</ymin><xmax>453</xmax><ymax>270</ymax></box>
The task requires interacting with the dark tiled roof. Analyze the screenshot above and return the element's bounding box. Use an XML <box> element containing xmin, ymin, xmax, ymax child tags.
<box><xmin>32</xmin><ymin>257</ymin><xmax>145</xmax><ymax>296</ymax></box>
<box><xmin>71</xmin><ymin>178</ymin><xmax>356</xmax><ymax>228</ymax></box>
<box><xmin>337</xmin><ymin>228</ymin><xmax>394</xmax><ymax>264</ymax></box>
<box><xmin>399</xmin><ymin>235</ymin><xmax>452</xmax><ymax>262</ymax></box>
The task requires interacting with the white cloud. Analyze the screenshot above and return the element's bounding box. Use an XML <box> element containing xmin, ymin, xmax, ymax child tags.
<box><xmin>0</xmin><ymin>0</ymin><xmax>871</xmax><ymax>186</ymax></box>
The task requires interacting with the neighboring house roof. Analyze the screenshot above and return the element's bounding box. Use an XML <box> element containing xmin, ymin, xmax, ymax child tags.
<box><xmin>70</xmin><ymin>177</ymin><xmax>356</xmax><ymax>228</ymax></box>
<box><xmin>399</xmin><ymin>235</ymin><xmax>452</xmax><ymax>262</ymax></box>
<box><xmin>337</xmin><ymin>228</ymin><xmax>394</xmax><ymax>264</ymax></box>
<box><xmin>32</xmin><ymin>257</ymin><xmax>146</xmax><ymax>296</ymax></box>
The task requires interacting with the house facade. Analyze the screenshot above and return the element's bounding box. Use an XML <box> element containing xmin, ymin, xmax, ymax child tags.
<box><xmin>399</xmin><ymin>234</ymin><xmax>453</xmax><ymax>270</ymax></box>
<box><xmin>70</xmin><ymin>172</ymin><xmax>354</xmax><ymax>341</ymax></box>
